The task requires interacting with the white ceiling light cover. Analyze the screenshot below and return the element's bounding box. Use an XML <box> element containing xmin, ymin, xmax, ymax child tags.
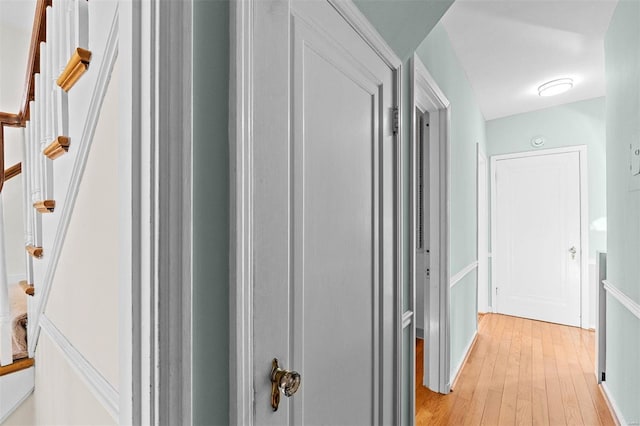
<box><xmin>538</xmin><ymin>78</ymin><xmax>574</xmax><ymax>97</ymax></box>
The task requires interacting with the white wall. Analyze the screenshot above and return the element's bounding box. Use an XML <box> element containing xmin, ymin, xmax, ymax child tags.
<box><xmin>4</xmin><ymin>333</ymin><xmax>116</xmax><ymax>425</ymax></box>
<box><xmin>5</xmin><ymin>58</ymin><xmax>120</xmax><ymax>424</ymax></box>
<box><xmin>44</xmin><ymin>60</ymin><xmax>120</xmax><ymax>389</ymax></box>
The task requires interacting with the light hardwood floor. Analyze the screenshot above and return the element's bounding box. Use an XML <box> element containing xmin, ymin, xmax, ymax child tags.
<box><xmin>416</xmin><ymin>313</ymin><xmax>616</xmax><ymax>425</ymax></box>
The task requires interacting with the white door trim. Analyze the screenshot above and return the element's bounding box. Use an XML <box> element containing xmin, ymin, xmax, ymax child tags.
<box><xmin>411</xmin><ymin>54</ymin><xmax>451</xmax><ymax>394</ymax></box>
<box><xmin>595</xmin><ymin>252</ymin><xmax>607</xmax><ymax>383</ymax></box>
<box><xmin>490</xmin><ymin>145</ymin><xmax>589</xmax><ymax>328</ymax></box>
<box><xmin>229</xmin><ymin>1</ymin><xmax>402</xmax><ymax>424</ymax></box>
<box><xmin>477</xmin><ymin>147</ymin><xmax>490</xmax><ymax>313</ymax></box>
<box><xmin>120</xmin><ymin>0</ymin><xmax>193</xmax><ymax>423</ymax></box>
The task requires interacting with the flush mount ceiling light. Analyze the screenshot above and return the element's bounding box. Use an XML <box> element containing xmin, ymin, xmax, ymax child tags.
<box><xmin>538</xmin><ymin>78</ymin><xmax>574</xmax><ymax>97</ymax></box>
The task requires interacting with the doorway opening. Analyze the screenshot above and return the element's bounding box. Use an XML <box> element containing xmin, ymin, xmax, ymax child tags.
<box><xmin>411</xmin><ymin>54</ymin><xmax>451</xmax><ymax>396</ymax></box>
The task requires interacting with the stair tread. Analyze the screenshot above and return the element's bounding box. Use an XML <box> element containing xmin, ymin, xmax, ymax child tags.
<box><xmin>0</xmin><ymin>358</ymin><xmax>34</xmax><ymax>377</ymax></box>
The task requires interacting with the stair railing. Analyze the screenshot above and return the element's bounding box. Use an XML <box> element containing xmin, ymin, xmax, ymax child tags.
<box><xmin>0</xmin><ymin>0</ymin><xmax>49</xmax><ymax>367</ymax></box>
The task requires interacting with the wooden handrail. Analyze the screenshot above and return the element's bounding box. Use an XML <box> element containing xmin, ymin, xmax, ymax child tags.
<box><xmin>4</xmin><ymin>163</ymin><xmax>22</xmax><ymax>182</ymax></box>
<box><xmin>0</xmin><ymin>113</ymin><xmax>21</xmax><ymax>127</ymax></box>
<box><xmin>19</xmin><ymin>0</ymin><xmax>51</xmax><ymax>123</ymax></box>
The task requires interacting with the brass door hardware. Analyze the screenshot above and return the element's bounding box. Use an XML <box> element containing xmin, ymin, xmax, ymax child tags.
<box><xmin>270</xmin><ymin>358</ymin><xmax>301</xmax><ymax>411</ymax></box>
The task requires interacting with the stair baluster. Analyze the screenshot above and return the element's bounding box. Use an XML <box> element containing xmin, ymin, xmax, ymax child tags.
<box><xmin>0</xmin><ymin>197</ymin><xmax>13</xmax><ymax>366</ymax></box>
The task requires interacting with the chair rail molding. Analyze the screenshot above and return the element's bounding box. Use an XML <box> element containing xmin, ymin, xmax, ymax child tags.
<box><xmin>603</xmin><ymin>280</ymin><xmax>640</xmax><ymax>320</ymax></box>
<box><xmin>40</xmin><ymin>315</ymin><xmax>118</xmax><ymax>420</ymax></box>
<box><xmin>450</xmin><ymin>261</ymin><xmax>479</xmax><ymax>288</ymax></box>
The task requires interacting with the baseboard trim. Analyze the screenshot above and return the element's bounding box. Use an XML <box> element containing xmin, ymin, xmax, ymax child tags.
<box><xmin>40</xmin><ymin>315</ymin><xmax>118</xmax><ymax>421</ymax></box>
<box><xmin>600</xmin><ymin>382</ymin><xmax>629</xmax><ymax>426</ymax></box>
<box><xmin>450</xmin><ymin>331</ymin><xmax>478</xmax><ymax>390</ymax></box>
<box><xmin>0</xmin><ymin>378</ymin><xmax>34</xmax><ymax>424</ymax></box>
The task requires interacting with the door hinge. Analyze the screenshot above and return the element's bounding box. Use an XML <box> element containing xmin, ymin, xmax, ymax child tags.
<box><xmin>392</xmin><ymin>106</ymin><xmax>399</xmax><ymax>135</ymax></box>
<box><xmin>601</xmin><ymin>372</ymin><xmax>606</xmax><ymax>382</ymax></box>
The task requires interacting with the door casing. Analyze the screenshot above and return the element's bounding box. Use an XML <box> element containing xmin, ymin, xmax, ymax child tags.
<box><xmin>477</xmin><ymin>148</ymin><xmax>489</xmax><ymax>313</ymax></box>
<box><xmin>490</xmin><ymin>145</ymin><xmax>590</xmax><ymax>329</ymax></box>
<box><xmin>411</xmin><ymin>54</ymin><xmax>451</xmax><ymax>394</ymax></box>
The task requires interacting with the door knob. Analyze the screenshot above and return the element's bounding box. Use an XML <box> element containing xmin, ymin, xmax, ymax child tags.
<box><xmin>270</xmin><ymin>358</ymin><xmax>301</xmax><ymax>411</ymax></box>
<box><xmin>569</xmin><ymin>246</ymin><xmax>577</xmax><ymax>260</ymax></box>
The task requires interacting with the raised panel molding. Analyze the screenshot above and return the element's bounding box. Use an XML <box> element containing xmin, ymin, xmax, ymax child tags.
<box><xmin>40</xmin><ymin>315</ymin><xmax>118</xmax><ymax>420</ymax></box>
<box><xmin>29</xmin><ymin>8</ymin><xmax>119</xmax><ymax>354</ymax></box>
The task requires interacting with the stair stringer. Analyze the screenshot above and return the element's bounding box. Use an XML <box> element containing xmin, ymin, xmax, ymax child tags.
<box><xmin>26</xmin><ymin>3</ymin><xmax>119</xmax><ymax>357</ymax></box>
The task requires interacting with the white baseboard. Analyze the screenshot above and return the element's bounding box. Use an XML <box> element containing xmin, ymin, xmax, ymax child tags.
<box><xmin>450</xmin><ymin>331</ymin><xmax>478</xmax><ymax>389</ymax></box>
<box><xmin>0</xmin><ymin>367</ymin><xmax>34</xmax><ymax>423</ymax></box>
<box><xmin>600</xmin><ymin>382</ymin><xmax>630</xmax><ymax>426</ymax></box>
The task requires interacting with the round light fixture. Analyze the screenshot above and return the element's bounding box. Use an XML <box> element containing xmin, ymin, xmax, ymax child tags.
<box><xmin>538</xmin><ymin>78</ymin><xmax>573</xmax><ymax>97</ymax></box>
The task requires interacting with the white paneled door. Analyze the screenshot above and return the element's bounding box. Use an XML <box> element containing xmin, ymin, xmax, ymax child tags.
<box><xmin>252</xmin><ymin>1</ymin><xmax>398</xmax><ymax>425</ymax></box>
<box><xmin>493</xmin><ymin>150</ymin><xmax>583</xmax><ymax>327</ymax></box>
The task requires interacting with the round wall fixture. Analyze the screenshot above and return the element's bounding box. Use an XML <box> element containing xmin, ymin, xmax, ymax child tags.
<box><xmin>538</xmin><ymin>78</ymin><xmax>573</xmax><ymax>97</ymax></box>
<box><xmin>531</xmin><ymin>136</ymin><xmax>545</xmax><ymax>148</ymax></box>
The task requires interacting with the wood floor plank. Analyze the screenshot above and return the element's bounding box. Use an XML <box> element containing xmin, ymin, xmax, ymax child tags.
<box><xmin>463</xmin><ymin>313</ymin><xmax>506</xmax><ymax>425</ymax></box>
<box><xmin>565</xmin><ymin>325</ymin><xmax>617</xmax><ymax>426</ymax></box>
<box><xmin>542</xmin><ymin>321</ymin><xmax>566</xmax><ymax>425</ymax></box>
<box><xmin>551</xmin><ymin>323</ymin><xmax>584</xmax><ymax>425</ymax></box>
<box><xmin>516</xmin><ymin>318</ymin><xmax>533</xmax><ymax>426</ymax></box>
<box><xmin>415</xmin><ymin>314</ymin><xmax>615</xmax><ymax>426</ymax></box>
<box><xmin>498</xmin><ymin>316</ymin><xmax>523</xmax><ymax>425</ymax></box>
<box><xmin>531</xmin><ymin>320</ymin><xmax>550</xmax><ymax>426</ymax></box>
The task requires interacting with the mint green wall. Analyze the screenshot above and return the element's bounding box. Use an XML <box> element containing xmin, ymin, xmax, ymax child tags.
<box><xmin>415</xmin><ymin>24</ymin><xmax>486</xmax><ymax>377</ymax></box>
<box><xmin>486</xmin><ymin>97</ymin><xmax>607</xmax><ymax>259</ymax></box>
<box><xmin>353</xmin><ymin>0</ymin><xmax>454</xmax><ymax>60</ymax></box>
<box><xmin>193</xmin><ymin>0</ymin><xmax>229</xmax><ymax>424</ymax></box>
<box><xmin>604</xmin><ymin>1</ymin><xmax>640</xmax><ymax>423</ymax></box>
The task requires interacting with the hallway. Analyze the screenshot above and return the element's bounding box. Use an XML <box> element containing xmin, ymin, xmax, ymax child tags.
<box><xmin>416</xmin><ymin>314</ymin><xmax>616</xmax><ymax>425</ymax></box>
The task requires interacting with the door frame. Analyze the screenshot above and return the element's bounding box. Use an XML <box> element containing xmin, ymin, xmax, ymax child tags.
<box><xmin>490</xmin><ymin>145</ymin><xmax>590</xmax><ymax>328</ymax></box>
<box><xmin>120</xmin><ymin>0</ymin><xmax>193</xmax><ymax>422</ymax></box>
<box><xmin>477</xmin><ymin>147</ymin><xmax>489</xmax><ymax>313</ymax></box>
<box><xmin>411</xmin><ymin>54</ymin><xmax>451</xmax><ymax>394</ymax></box>
<box><xmin>229</xmin><ymin>1</ymin><xmax>403</xmax><ymax>424</ymax></box>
